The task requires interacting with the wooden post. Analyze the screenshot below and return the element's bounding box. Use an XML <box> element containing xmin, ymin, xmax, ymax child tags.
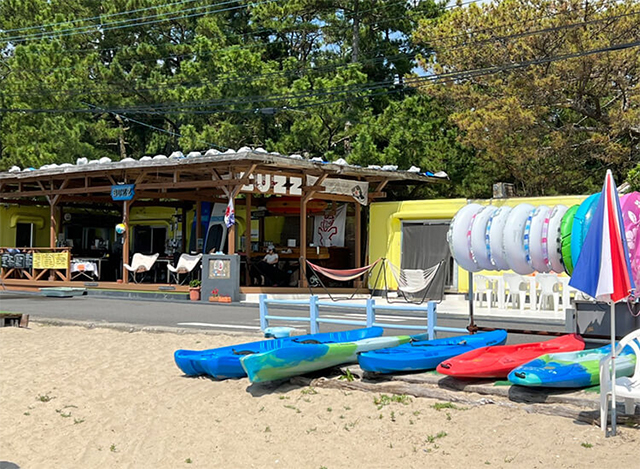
<box><xmin>49</xmin><ymin>202</ymin><xmax>59</xmax><ymax>281</ymax></box>
<box><xmin>245</xmin><ymin>193</ymin><xmax>252</xmax><ymax>286</ymax></box>
<box><xmin>181</xmin><ymin>205</ymin><xmax>188</xmax><ymax>253</ymax></box>
<box><xmin>355</xmin><ymin>201</ymin><xmax>362</xmax><ymax>287</ymax></box>
<box><xmin>195</xmin><ymin>201</ymin><xmax>202</xmax><ymax>253</ymax></box>
<box><xmin>300</xmin><ymin>198</ymin><xmax>308</xmax><ymax>287</ymax></box>
<box><xmin>122</xmin><ymin>200</ymin><xmax>130</xmax><ymax>284</ymax></box>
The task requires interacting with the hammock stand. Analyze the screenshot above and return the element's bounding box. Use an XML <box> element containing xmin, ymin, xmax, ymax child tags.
<box><xmin>305</xmin><ymin>258</ymin><xmax>384</xmax><ymax>302</ymax></box>
<box><xmin>384</xmin><ymin>258</ymin><xmax>447</xmax><ymax>305</ymax></box>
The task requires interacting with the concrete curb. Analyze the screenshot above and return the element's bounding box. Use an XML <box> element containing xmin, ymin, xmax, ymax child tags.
<box><xmin>30</xmin><ymin>317</ymin><xmax>261</xmax><ymax>337</ymax></box>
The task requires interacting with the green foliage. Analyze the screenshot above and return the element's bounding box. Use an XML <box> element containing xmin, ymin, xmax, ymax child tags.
<box><xmin>0</xmin><ymin>0</ymin><xmax>445</xmax><ymax>177</ymax></box>
<box><xmin>188</xmin><ymin>279</ymin><xmax>201</xmax><ymax>288</ymax></box>
<box><xmin>414</xmin><ymin>0</ymin><xmax>640</xmax><ymax>196</ymax></box>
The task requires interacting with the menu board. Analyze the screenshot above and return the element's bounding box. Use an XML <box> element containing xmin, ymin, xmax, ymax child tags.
<box><xmin>32</xmin><ymin>252</ymin><xmax>70</xmax><ymax>270</ymax></box>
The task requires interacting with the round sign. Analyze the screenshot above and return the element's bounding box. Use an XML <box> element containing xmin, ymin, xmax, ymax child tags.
<box><xmin>115</xmin><ymin>223</ymin><xmax>127</xmax><ymax>235</ymax></box>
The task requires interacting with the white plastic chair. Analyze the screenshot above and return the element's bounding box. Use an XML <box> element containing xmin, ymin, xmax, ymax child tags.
<box><xmin>473</xmin><ymin>274</ymin><xmax>495</xmax><ymax>312</ymax></box>
<box><xmin>600</xmin><ymin>328</ymin><xmax>640</xmax><ymax>433</ymax></box>
<box><xmin>503</xmin><ymin>273</ymin><xmax>529</xmax><ymax>312</ymax></box>
<box><xmin>536</xmin><ymin>273</ymin><xmax>560</xmax><ymax>313</ymax></box>
<box><xmin>123</xmin><ymin>253</ymin><xmax>159</xmax><ymax>283</ymax></box>
<box><xmin>168</xmin><ymin>253</ymin><xmax>202</xmax><ymax>284</ymax></box>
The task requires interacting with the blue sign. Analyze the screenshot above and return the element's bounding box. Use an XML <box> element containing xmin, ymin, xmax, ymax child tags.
<box><xmin>111</xmin><ymin>184</ymin><xmax>135</xmax><ymax>201</ymax></box>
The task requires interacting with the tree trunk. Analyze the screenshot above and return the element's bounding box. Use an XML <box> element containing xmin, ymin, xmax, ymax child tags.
<box><xmin>352</xmin><ymin>0</ymin><xmax>360</xmax><ymax>63</ymax></box>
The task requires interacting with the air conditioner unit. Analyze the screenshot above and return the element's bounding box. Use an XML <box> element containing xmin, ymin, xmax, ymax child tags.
<box><xmin>493</xmin><ymin>182</ymin><xmax>515</xmax><ymax>199</ymax></box>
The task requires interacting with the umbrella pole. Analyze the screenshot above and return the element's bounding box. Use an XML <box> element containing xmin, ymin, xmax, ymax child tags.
<box><xmin>610</xmin><ymin>300</ymin><xmax>617</xmax><ymax>436</ymax></box>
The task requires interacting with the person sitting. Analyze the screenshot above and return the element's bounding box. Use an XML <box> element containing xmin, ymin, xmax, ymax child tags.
<box><xmin>256</xmin><ymin>247</ymin><xmax>283</xmax><ymax>286</ymax></box>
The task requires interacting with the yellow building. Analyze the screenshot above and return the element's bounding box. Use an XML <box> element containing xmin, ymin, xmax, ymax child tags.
<box><xmin>368</xmin><ymin>195</ymin><xmax>588</xmax><ymax>293</ymax></box>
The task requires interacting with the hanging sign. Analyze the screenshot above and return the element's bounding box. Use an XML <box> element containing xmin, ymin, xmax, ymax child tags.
<box><xmin>111</xmin><ymin>184</ymin><xmax>135</xmax><ymax>201</ymax></box>
<box><xmin>32</xmin><ymin>252</ymin><xmax>69</xmax><ymax>269</ymax></box>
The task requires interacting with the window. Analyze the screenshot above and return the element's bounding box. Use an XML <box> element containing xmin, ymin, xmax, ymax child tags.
<box><xmin>15</xmin><ymin>223</ymin><xmax>34</xmax><ymax>247</ymax></box>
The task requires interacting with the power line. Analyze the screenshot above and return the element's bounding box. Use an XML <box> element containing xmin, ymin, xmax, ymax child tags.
<box><xmin>3</xmin><ymin>38</ymin><xmax>638</xmax><ymax>115</ymax></box>
<box><xmin>3</xmin><ymin>5</ymin><xmax>634</xmax><ymax>101</ymax></box>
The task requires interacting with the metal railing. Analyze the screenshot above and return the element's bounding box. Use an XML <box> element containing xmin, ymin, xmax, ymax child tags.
<box><xmin>259</xmin><ymin>294</ymin><xmax>468</xmax><ymax>340</ymax></box>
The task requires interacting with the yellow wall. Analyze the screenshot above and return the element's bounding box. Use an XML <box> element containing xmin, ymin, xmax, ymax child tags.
<box><xmin>369</xmin><ymin>195</ymin><xmax>589</xmax><ymax>292</ymax></box>
<box><xmin>0</xmin><ymin>204</ymin><xmax>50</xmax><ymax>247</ymax></box>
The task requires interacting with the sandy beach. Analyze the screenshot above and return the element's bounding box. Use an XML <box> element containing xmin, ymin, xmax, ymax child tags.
<box><xmin>1</xmin><ymin>324</ymin><xmax>638</xmax><ymax>469</ymax></box>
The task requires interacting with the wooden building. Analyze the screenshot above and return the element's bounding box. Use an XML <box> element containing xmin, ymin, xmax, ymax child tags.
<box><xmin>0</xmin><ymin>150</ymin><xmax>442</xmax><ymax>294</ymax></box>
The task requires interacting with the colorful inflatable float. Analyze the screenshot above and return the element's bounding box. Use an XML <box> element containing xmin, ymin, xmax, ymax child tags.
<box><xmin>447</xmin><ymin>192</ymin><xmax>640</xmax><ymax>287</ymax></box>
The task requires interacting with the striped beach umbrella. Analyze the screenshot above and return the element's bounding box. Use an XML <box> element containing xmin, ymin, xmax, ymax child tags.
<box><xmin>569</xmin><ymin>169</ymin><xmax>635</xmax><ymax>435</ymax></box>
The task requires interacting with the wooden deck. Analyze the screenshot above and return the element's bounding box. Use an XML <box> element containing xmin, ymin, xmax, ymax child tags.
<box><xmin>0</xmin><ymin>278</ymin><xmax>359</xmax><ymax>296</ymax></box>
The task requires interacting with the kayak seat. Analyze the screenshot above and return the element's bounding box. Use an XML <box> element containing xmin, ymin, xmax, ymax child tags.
<box><xmin>293</xmin><ymin>339</ymin><xmax>323</xmax><ymax>345</ymax></box>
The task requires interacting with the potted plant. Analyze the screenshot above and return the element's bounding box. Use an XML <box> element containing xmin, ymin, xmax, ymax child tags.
<box><xmin>209</xmin><ymin>288</ymin><xmax>219</xmax><ymax>302</ymax></box>
<box><xmin>218</xmin><ymin>295</ymin><xmax>232</xmax><ymax>303</ymax></box>
<box><xmin>189</xmin><ymin>279</ymin><xmax>201</xmax><ymax>301</ymax></box>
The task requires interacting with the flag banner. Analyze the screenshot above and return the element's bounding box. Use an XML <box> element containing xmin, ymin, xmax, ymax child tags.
<box><xmin>224</xmin><ymin>198</ymin><xmax>235</xmax><ymax>228</ymax></box>
<box><xmin>306</xmin><ymin>176</ymin><xmax>369</xmax><ymax>205</ymax></box>
<box><xmin>313</xmin><ymin>205</ymin><xmax>347</xmax><ymax>247</ymax></box>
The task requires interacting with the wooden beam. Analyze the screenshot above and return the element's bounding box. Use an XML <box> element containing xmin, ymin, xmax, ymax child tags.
<box><xmin>299</xmin><ymin>197</ymin><xmax>308</xmax><ymax>287</ymax></box>
<box><xmin>245</xmin><ymin>193</ymin><xmax>252</xmax><ymax>286</ymax></box>
<box><xmin>122</xmin><ymin>200</ymin><xmax>131</xmax><ymax>284</ymax></box>
<box><xmin>195</xmin><ymin>201</ymin><xmax>202</xmax><ymax>253</ymax></box>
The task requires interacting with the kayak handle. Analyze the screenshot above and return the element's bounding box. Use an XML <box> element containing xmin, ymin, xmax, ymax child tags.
<box><xmin>440</xmin><ymin>363</ymin><xmax>451</xmax><ymax>369</ymax></box>
<box><xmin>513</xmin><ymin>372</ymin><xmax>526</xmax><ymax>379</ymax></box>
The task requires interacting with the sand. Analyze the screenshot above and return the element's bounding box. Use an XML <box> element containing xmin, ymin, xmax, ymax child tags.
<box><xmin>1</xmin><ymin>324</ymin><xmax>638</xmax><ymax>469</ymax></box>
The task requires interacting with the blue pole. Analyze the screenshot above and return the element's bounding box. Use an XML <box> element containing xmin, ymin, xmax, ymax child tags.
<box><xmin>427</xmin><ymin>301</ymin><xmax>436</xmax><ymax>340</ymax></box>
<box><xmin>366</xmin><ymin>298</ymin><xmax>375</xmax><ymax>327</ymax></box>
<box><xmin>309</xmin><ymin>295</ymin><xmax>319</xmax><ymax>334</ymax></box>
<box><xmin>259</xmin><ymin>294</ymin><xmax>268</xmax><ymax>331</ymax></box>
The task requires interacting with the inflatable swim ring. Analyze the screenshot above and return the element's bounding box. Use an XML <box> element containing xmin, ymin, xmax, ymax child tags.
<box><xmin>525</xmin><ymin>205</ymin><xmax>551</xmax><ymax>273</ymax></box>
<box><xmin>571</xmin><ymin>193</ymin><xmax>600</xmax><ymax>268</ymax></box>
<box><xmin>470</xmin><ymin>206</ymin><xmax>498</xmax><ymax>271</ymax></box>
<box><xmin>487</xmin><ymin>206</ymin><xmax>512</xmax><ymax>271</ymax></box>
<box><xmin>560</xmin><ymin>205</ymin><xmax>579</xmax><ymax>275</ymax></box>
<box><xmin>503</xmin><ymin>203</ymin><xmax>535</xmax><ymax>275</ymax></box>
<box><xmin>447</xmin><ymin>204</ymin><xmax>483</xmax><ymax>272</ymax></box>
<box><xmin>620</xmin><ymin>192</ymin><xmax>640</xmax><ymax>289</ymax></box>
<box><xmin>546</xmin><ymin>205</ymin><xmax>568</xmax><ymax>273</ymax></box>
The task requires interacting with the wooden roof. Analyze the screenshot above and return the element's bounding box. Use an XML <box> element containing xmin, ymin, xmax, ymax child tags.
<box><xmin>0</xmin><ymin>150</ymin><xmax>444</xmax><ymax>205</ymax></box>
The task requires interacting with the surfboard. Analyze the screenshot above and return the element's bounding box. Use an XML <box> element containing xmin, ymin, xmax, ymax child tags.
<box><xmin>560</xmin><ymin>205</ymin><xmax>579</xmax><ymax>275</ymax></box>
<box><xmin>189</xmin><ymin>202</ymin><xmax>212</xmax><ymax>252</ymax></box>
<box><xmin>204</xmin><ymin>203</ymin><xmax>227</xmax><ymax>254</ymax></box>
<box><xmin>503</xmin><ymin>203</ymin><xmax>535</xmax><ymax>275</ymax></box>
<box><xmin>487</xmin><ymin>206</ymin><xmax>512</xmax><ymax>271</ymax></box>
<box><xmin>547</xmin><ymin>205</ymin><xmax>568</xmax><ymax>273</ymax></box>
<box><xmin>447</xmin><ymin>204</ymin><xmax>483</xmax><ymax>272</ymax></box>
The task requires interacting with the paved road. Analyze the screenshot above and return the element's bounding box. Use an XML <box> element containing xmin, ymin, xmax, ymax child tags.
<box><xmin>0</xmin><ymin>291</ymin><xmax>574</xmax><ymax>344</ymax></box>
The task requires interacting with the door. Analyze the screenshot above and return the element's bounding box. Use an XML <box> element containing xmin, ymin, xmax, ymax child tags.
<box><xmin>15</xmin><ymin>223</ymin><xmax>34</xmax><ymax>247</ymax></box>
<box><xmin>400</xmin><ymin>220</ymin><xmax>452</xmax><ymax>300</ymax></box>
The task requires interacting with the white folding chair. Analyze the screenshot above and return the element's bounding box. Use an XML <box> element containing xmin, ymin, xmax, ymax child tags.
<box><xmin>123</xmin><ymin>253</ymin><xmax>159</xmax><ymax>283</ymax></box>
<box><xmin>168</xmin><ymin>253</ymin><xmax>202</xmax><ymax>285</ymax></box>
<box><xmin>600</xmin><ymin>328</ymin><xmax>640</xmax><ymax>433</ymax></box>
<box><xmin>503</xmin><ymin>273</ymin><xmax>529</xmax><ymax>312</ymax></box>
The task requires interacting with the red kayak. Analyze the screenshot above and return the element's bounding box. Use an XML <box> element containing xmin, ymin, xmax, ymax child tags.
<box><xmin>436</xmin><ymin>334</ymin><xmax>585</xmax><ymax>379</ymax></box>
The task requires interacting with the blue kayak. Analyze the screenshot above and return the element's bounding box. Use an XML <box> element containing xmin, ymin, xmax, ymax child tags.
<box><xmin>174</xmin><ymin>327</ymin><xmax>384</xmax><ymax>379</ymax></box>
<box><xmin>357</xmin><ymin>330</ymin><xmax>508</xmax><ymax>374</ymax></box>
<box><xmin>508</xmin><ymin>343</ymin><xmax>637</xmax><ymax>388</ymax></box>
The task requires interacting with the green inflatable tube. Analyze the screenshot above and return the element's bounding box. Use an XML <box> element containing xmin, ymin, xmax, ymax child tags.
<box><xmin>560</xmin><ymin>205</ymin><xmax>579</xmax><ymax>275</ymax></box>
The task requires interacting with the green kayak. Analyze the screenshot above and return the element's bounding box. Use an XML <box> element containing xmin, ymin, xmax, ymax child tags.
<box><xmin>241</xmin><ymin>333</ymin><xmax>427</xmax><ymax>383</ymax></box>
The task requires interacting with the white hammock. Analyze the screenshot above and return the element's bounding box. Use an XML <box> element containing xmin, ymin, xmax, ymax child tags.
<box><xmin>386</xmin><ymin>259</ymin><xmax>443</xmax><ymax>294</ymax></box>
